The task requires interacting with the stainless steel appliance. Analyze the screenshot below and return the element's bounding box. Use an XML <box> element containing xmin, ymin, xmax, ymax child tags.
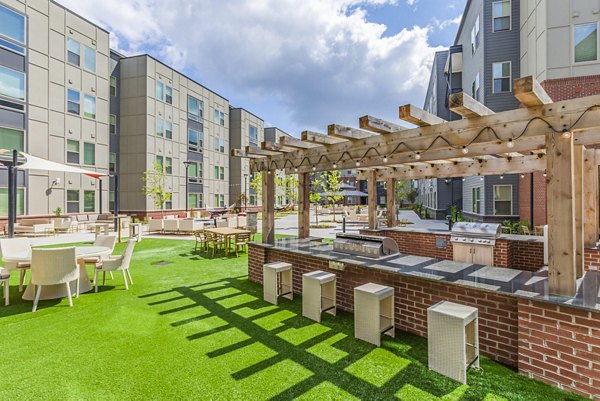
<box><xmin>450</xmin><ymin>222</ymin><xmax>501</xmax><ymax>265</ymax></box>
<box><xmin>333</xmin><ymin>233</ymin><xmax>399</xmax><ymax>259</ymax></box>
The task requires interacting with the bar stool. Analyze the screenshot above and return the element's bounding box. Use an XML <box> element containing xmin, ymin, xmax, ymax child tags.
<box><xmin>302</xmin><ymin>270</ymin><xmax>336</xmax><ymax>322</ymax></box>
<box><xmin>129</xmin><ymin>223</ymin><xmax>143</xmax><ymax>241</ymax></box>
<box><xmin>427</xmin><ymin>300</ymin><xmax>479</xmax><ymax>384</ymax></box>
<box><xmin>354</xmin><ymin>283</ymin><xmax>394</xmax><ymax>346</ymax></box>
<box><xmin>95</xmin><ymin>224</ymin><xmax>110</xmax><ymax>238</ymax></box>
<box><xmin>263</xmin><ymin>262</ymin><xmax>293</xmax><ymax>305</ymax></box>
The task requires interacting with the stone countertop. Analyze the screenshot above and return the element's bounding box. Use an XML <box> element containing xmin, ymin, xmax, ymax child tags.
<box><xmin>360</xmin><ymin>226</ymin><xmax>545</xmax><ymax>243</ymax></box>
<box><xmin>252</xmin><ymin>237</ymin><xmax>599</xmax><ymax>312</ymax></box>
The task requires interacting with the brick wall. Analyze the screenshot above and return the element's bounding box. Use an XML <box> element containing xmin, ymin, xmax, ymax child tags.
<box><xmin>518</xmin><ymin>172</ymin><xmax>547</xmax><ymax>227</ymax></box>
<box><xmin>249</xmin><ymin>243</ymin><xmax>519</xmax><ymax>367</ymax></box>
<box><xmin>584</xmin><ymin>248</ymin><xmax>600</xmax><ymax>271</ymax></box>
<box><xmin>518</xmin><ymin>299</ymin><xmax>600</xmax><ymax>399</ymax></box>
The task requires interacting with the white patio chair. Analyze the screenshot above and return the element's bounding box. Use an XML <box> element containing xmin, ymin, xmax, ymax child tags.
<box><xmin>0</xmin><ymin>238</ymin><xmax>32</xmax><ymax>292</ymax></box>
<box><xmin>94</xmin><ymin>239</ymin><xmax>136</xmax><ymax>292</ymax></box>
<box><xmin>30</xmin><ymin>247</ymin><xmax>79</xmax><ymax>312</ymax></box>
<box><xmin>84</xmin><ymin>235</ymin><xmax>117</xmax><ymax>281</ymax></box>
<box><xmin>1</xmin><ymin>268</ymin><xmax>9</xmax><ymax>306</ymax></box>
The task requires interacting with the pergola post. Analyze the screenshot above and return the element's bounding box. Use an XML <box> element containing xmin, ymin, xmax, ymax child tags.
<box><xmin>583</xmin><ymin>149</ymin><xmax>598</xmax><ymax>247</ymax></box>
<box><xmin>368</xmin><ymin>170</ymin><xmax>378</xmax><ymax>229</ymax></box>
<box><xmin>574</xmin><ymin>145</ymin><xmax>584</xmax><ymax>277</ymax></box>
<box><xmin>546</xmin><ymin>133</ymin><xmax>577</xmax><ymax>296</ymax></box>
<box><xmin>262</xmin><ymin>170</ymin><xmax>275</xmax><ymax>244</ymax></box>
<box><xmin>386</xmin><ymin>178</ymin><xmax>396</xmax><ymax>228</ymax></box>
<box><xmin>298</xmin><ymin>172</ymin><xmax>310</xmax><ymax>238</ymax></box>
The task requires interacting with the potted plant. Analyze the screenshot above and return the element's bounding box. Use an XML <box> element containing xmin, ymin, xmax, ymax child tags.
<box><xmin>52</xmin><ymin>207</ymin><xmax>69</xmax><ymax>230</ymax></box>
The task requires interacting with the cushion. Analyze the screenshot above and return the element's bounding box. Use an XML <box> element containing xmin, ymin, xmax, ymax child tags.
<box><xmin>178</xmin><ymin>214</ymin><xmax>186</xmax><ymax>218</ymax></box>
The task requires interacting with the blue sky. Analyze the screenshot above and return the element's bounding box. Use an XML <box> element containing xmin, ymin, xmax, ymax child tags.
<box><xmin>59</xmin><ymin>0</ymin><xmax>466</xmax><ymax>136</ymax></box>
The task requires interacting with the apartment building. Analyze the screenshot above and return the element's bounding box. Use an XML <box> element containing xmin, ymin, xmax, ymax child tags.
<box><xmin>229</xmin><ymin>107</ymin><xmax>263</xmax><ymax>209</ymax></box>
<box><xmin>0</xmin><ymin>0</ymin><xmax>110</xmax><ymax>216</ymax></box>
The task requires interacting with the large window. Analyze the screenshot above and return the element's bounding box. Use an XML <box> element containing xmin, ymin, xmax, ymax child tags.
<box><xmin>471</xmin><ymin>15</ymin><xmax>480</xmax><ymax>54</ymax></box>
<box><xmin>84</xmin><ymin>190</ymin><xmax>95</xmax><ymax>213</ymax></box>
<box><xmin>67</xmin><ymin>38</ymin><xmax>81</xmax><ymax>66</ymax></box>
<box><xmin>214</xmin><ymin>194</ymin><xmax>225</xmax><ymax>207</ymax></box>
<box><xmin>165</xmin><ymin>86</ymin><xmax>173</xmax><ymax>104</ymax></box>
<box><xmin>492</xmin><ymin>62</ymin><xmax>511</xmax><ymax>93</ymax></box>
<box><xmin>110</xmin><ymin>76</ymin><xmax>117</xmax><ymax>96</ymax></box>
<box><xmin>165</xmin><ymin>157</ymin><xmax>172</xmax><ymax>175</ymax></box>
<box><xmin>472</xmin><ymin>73</ymin><xmax>480</xmax><ymax>101</ymax></box>
<box><xmin>188</xmin><ymin>161</ymin><xmax>198</xmax><ymax>180</ymax></box>
<box><xmin>67</xmin><ymin>190</ymin><xmax>80</xmax><ymax>213</ymax></box>
<box><xmin>165</xmin><ymin>121</ymin><xmax>173</xmax><ymax>140</ymax></box>
<box><xmin>493</xmin><ymin>185</ymin><xmax>512</xmax><ymax>215</ymax></box>
<box><xmin>110</xmin><ymin>114</ymin><xmax>116</xmax><ymax>134</ymax></box>
<box><xmin>67</xmin><ymin>140</ymin><xmax>79</xmax><ymax>164</ymax></box>
<box><xmin>472</xmin><ymin>187</ymin><xmax>481</xmax><ymax>214</ymax></box>
<box><xmin>84</xmin><ymin>94</ymin><xmax>96</xmax><ymax>119</ymax></box>
<box><xmin>67</xmin><ymin>89</ymin><xmax>80</xmax><ymax>115</ymax></box>
<box><xmin>156</xmin><ymin>81</ymin><xmax>164</xmax><ymax>101</ymax></box>
<box><xmin>0</xmin><ymin>65</ymin><xmax>25</xmax><ymax>101</ymax></box>
<box><xmin>0</xmin><ymin>187</ymin><xmax>24</xmax><ymax>216</ymax></box>
<box><xmin>492</xmin><ymin>0</ymin><xmax>510</xmax><ymax>32</ymax></box>
<box><xmin>214</xmin><ymin>109</ymin><xmax>225</xmax><ymax>126</ymax></box>
<box><xmin>213</xmin><ymin>137</ymin><xmax>225</xmax><ymax>153</ymax></box>
<box><xmin>0</xmin><ymin>127</ymin><xmax>24</xmax><ymax>151</ymax></box>
<box><xmin>214</xmin><ymin>166</ymin><xmax>219</xmax><ymax>179</ymax></box>
<box><xmin>84</xmin><ymin>46</ymin><xmax>96</xmax><ymax>72</ymax></box>
<box><xmin>0</xmin><ymin>4</ymin><xmax>25</xmax><ymax>54</ymax></box>
<box><xmin>574</xmin><ymin>23</ymin><xmax>598</xmax><ymax>63</ymax></box>
<box><xmin>83</xmin><ymin>142</ymin><xmax>95</xmax><ymax>165</ymax></box>
<box><xmin>188</xmin><ymin>128</ymin><xmax>203</xmax><ymax>151</ymax></box>
<box><xmin>156</xmin><ymin>118</ymin><xmax>164</xmax><ymax>137</ymax></box>
<box><xmin>188</xmin><ymin>96</ymin><xmax>203</xmax><ymax>121</ymax></box>
<box><xmin>249</xmin><ymin>125</ymin><xmax>258</xmax><ymax>146</ymax></box>
<box><xmin>156</xmin><ymin>155</ymin><xmax>163</xmax><ymax>169</ymax></box>
<box><xmin>109</xmin><ymin>152</ymin><xmax>116</xmax><ymax>173</ymax></box>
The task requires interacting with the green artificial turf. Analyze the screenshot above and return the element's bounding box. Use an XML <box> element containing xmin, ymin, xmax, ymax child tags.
<box><xmin>0</xmin><ymin>238</ymin><xmax>585</xmax><ymax>400</ymax></box>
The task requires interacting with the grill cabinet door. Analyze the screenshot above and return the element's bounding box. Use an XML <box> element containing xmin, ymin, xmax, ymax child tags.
<box><xmin>471</xmin><ymin>245</ymin><xmax>493</xmax><ymax>265</ymax></box>
<box><xmin>453</xmin><ymin>243</ymin><xmax>473</xmax><ymax>263</ymax></box>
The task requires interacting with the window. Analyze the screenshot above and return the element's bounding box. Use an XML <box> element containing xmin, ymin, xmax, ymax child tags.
<box><xmin>214</xmin><ymin>109</ymin><xmax>225</xmax><ymax>125</ymax></box>
<box><xmin>84</xmin><ymin>190</ymin><xmax>95</xmax><ymax>213</ymax></box>
<box><xmin>494</xmin><ymin>185</ymin><xmax>512</xmax><ymax>215</ymax></box>
<box><xmin>188</xmin><ymin>193</ymin><xmax>198</xmax><ymax>208</ymax></box>
<box><xmin>156</xmin><ymin>81</ymin><xmax>164</xmax><ymax>101</ymax></box>
<box><xmin>156</xmin><ymin>155</ymin><xmax>163</xmax><ymax>169</ymax></box>
<box><xmin>84</xmin><ymin>94</ymin><xmax>96</xmax><ymax>119</ymax></box>
<box><xmin>574</xmin><ymin>23</ymin><xmax>598</xmax><ymax>63</ymax></box>
<box><xmin>165</xmin><ymin>157</ymin><xmax>172</xmax><ymax>175</ymax></box>
<box><xmin>110</xmin><ymin>114</ymin><xmax>116</xmax><ymax>134</ymax></box>
<box><xmin>188</xmin><ymin>162</ymin><xmax>198</xmax><ymax>180</ymax></box>
<box><xmin>109</xmin><ymin>152</ymin><xmax>116</xmax><ymax>173</ymax></box>
<box><xmin>214</xmin><ymin>194</ymin><xmax>219</xmax><ymax>207</ymax></box>
<box><xmin>0</xmin><ymin>4</ymin><xmax>26</xmax><ymax>54</ymax></box>
<box><xmin>213</xmin><ymin>137</ymin><xmax>225</xmax><ymax>153</ymax></box>
<box><xmin>156</xmin><ymin>118</ymin><xmax>164</xmax><ymax>137</ymax></box>
<box><xmin>472</xmin><ymin>187</ymin><xmax>481</xmax><ymax>214</ymax></box>
<box><xmin>109</xmin><ymin>191</ymin><xmax>115</xmax><ymax>212</ymax></box>
<box><xmin>67</xmin><ymin>140</ymin><xmax>79</xmax><ymax>164</ymax></box>
<box><xmin>165</xmin><ymin>86</ymin><xmax>173</xmax><ymax>104</ymax></box>
<box><xmin>188</xmin><ymin>128</ymin><xmax>203</xmax><ymax>151</ymax></box>
<box><xmin>0</xmin><ymin>187</ymin><xmax>24</xmax><ymax>216</ymax></box>
<box><xmin>472</xmin><ymin>73</ymin><xmax>480</xmax><ymax>101</ymax></box>
<box><xmin>83</xmin><ymin>143</ymin><xmax>95</xmax><ymax>165</ymax></box>
<box><xmin>67</xmin><ymin>38</ymin><xmax>81</xmax><ymax>66</ymax></box>
<box><xmin>165</xmin><ymin>200</ymin><xmax>172</xmax><ymax>210</ymax></box>
<box><xmin>220</xmin><ymin>167</ymin><xmax>225</xmax><ymax>180</ymax></box>
<box><xmin>0</xmin><ymin>127</ymin><xmax>24</xmax><ymax>151</ymax></box>
<box><xmin>0</xmin><ymin>66</ymin><xmax>25</xmax><ymax>101</ymax></box>
<box><xmin>188</xmin><ymin>96</ymin><xmax>203</xmax><ymax>121</ymax></box>
<box><xmin>471</xmin><ymin>15</ymin><xmax>480</xmax><ymax>54</ymax></box>
<box><xmin>198</xmin><ymin>162</ymin><xmax>203</xmax><ymax>178</ymax></box>
<box><xmin>84</xmin><ymin>46</ymin><xmax>96</xmax><ymax>72</ymax></box>
<box><xmin>67</xmin><ymin>89</ymin><xmax>80</xmax><ymax>115</ymax></box>
<box><xmin>492</xmin><ymin>62</ymin><xmax>511</xmax><ymax>93</ymax></box>
<box><xmin>492</xmin><ymin>0</ymin><xmax>510</xmax><ymax>32</ymax></box>
<box><xmin>110</xmin><ymin>76</ymin><xmax>117</xmax><ymax>96</ymax></box>
<box><xmin>220</xmin><ymin>194</ymin><xmax>225</xmax><ymax>207</ymax></box>
<box><xmin>214</xmin><ymin>166</ymin><xmax>219</xmax><ymax>179</ymax></box>
<box><xmin>67</xmin><ymin>190</ymin><xmax>79</xmax><ymax>213</ymax></box>
<box><xmin>165</xmin><ymin>121</ymin><xmax>173</xmax><ymax>139</ymax></box>
<box><xmin>249</xmin><ymin>125</ymin><xmax>258</xmax><ymax>146</ymax></box>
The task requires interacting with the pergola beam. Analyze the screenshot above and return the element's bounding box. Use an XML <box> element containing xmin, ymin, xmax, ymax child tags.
<box><xmin>230</xmin><ymin>148</ymin><xmax>265</xmax><ymax>159</ymax></box>
<box><xmin>279</xmin><ymin>136</ymin><xmax>322</xmax><ymax>149</ymax></box>
<box><xmin>359</xmin><ymin>115</ymin><xmax>407</xmax><ymax>134</ymax></box>
<box><xmin>399</xmin><ymin>104</ymin><xmax>446</xmax><ymax>126</ymax></box>
<box><xmin>328</xmin><ymin>124</ymin><xmax>379</xmax><ymax>140</ymax></box>
<box><xmin>449</xmin><ymin>92</ymin><xmax>495</xmax><ymax>118</ymax></box>
<box><xmin>245</xmin><ymin>146</ymin><xmax>281</xmax><ymax>157</ymax></box>
<box><xmin>261</xmin><ymin>141</ymin><xmax>296</xmax><ymax>153</ymax></box>
<box><xmin>301</xmin><ymin>130</ymin><xmax>348</xmax><ymax>145</ymax></box>
<box><xmin>514</xmin><ymin>75</ymin><xmax>553</xmax><ymax>107</ymax></box>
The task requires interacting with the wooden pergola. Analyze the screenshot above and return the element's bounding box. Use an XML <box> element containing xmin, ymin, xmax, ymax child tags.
<box><xmin>232</xmin><ymin>76</ymin><xmax>600</xmax><ymax>297</ymax></box>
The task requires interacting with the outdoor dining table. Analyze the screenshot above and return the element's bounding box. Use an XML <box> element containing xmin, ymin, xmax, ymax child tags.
<box><xmin>2</xmin><ymin>246</ymin><xmax>112</xmax><ymax>301</ymax></box>
<box><xmin>203</xmin><ymin>227</ymin><xmax>251</xmax><ymax>256</ymax></box>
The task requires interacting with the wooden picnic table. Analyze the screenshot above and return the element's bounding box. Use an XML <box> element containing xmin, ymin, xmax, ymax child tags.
<box><xmin>204</xmin><ymin>227</ymin><xmax>251</xmax><ymax>256</ymax></box>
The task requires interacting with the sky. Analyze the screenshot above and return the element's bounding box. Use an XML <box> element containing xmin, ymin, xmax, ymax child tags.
<box><xmin>57</xmin><ymin>0</ymin><xmax>466</xmax><ymax>136</ymax></box>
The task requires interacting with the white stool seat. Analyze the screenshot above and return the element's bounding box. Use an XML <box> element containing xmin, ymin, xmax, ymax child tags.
<box><xmin>264</xmin><ymin>262</ymin><xmax>292</xmax><ymax>272</ymax></box>
<box><xmin>303</xmin><ymin>270</ymin><xmax>336</xmax><ymax>322</ymax></box>
<box><xmin>263</xmin><ymin>262</ymin><xmax>293</xmax><ymax>305</ymax></box>
<box><xmin>354</xmin><ymin>282</ymin><xmax>394</xmax><ymax>346</ymax></box>
<box><xmin>354</xmin><ymin>283</ymin><xmax>393</xmax><ymax>299</ymax></box>
<box><xmin>303</xmin><ymin>270</ymin><xmax>335</xmax><ymax>284</ymax></box>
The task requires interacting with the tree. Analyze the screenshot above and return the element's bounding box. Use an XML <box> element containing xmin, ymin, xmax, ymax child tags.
<box><xmin>396</xmin><ymin>180</ymin><xmax>417</xmax><ymax>206</ymax></box>
<box><xmin>250</xmin><ymin>173</ymin><xmax>262</xmax><ymax>202</ymax></box>
<box><xmin>309</xmin><ymin>174</ymin><xmax>324</xmax><ymax>225</ymax></box>
<box><xmin>282</xmin><ymin>174</ymin><xmax>299</xmax><ymax>209</ymax></box>
<box><xmin>323</xmin><ymin>170</ymin><xmax>343</xmax><ymax>220</ymax></box>
<box><xmin>142</xmin><ymin>162</ymin><xmax>172</xmax><ymax>217</ymax></box>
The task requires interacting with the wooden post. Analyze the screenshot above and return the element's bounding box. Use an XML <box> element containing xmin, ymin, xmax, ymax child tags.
<box><xmin>368</xmin><ymin>170</ymin><xmax>378</xmax><ymax>229</ymax></box>
<box><xmin>574</xmin><ymin>145</ymin><xmax>584</xmax><ymax>278</ymax></box>
<box><xmin>386</xmin><ymin>178</ymin><xmax>396</xmax><ymax>228</ymax></box>
<box><xmin>298</xmin><ymin>172</ymin><xmax>310</xmax><ymax>238</ymax></box>
<box><xmin>546</xmin><ymin>133</ymin><xmax>577</xmax><ymax>296</ymax></box>
<box><xmin>583</xmin><ymin>149</ymin><xmax>598</xmax><ymax>247</ymax></box>
<box><xmin>262</xmin><ymin>171</ymin><xmax>275</xmax><ymax>244</ymax></box>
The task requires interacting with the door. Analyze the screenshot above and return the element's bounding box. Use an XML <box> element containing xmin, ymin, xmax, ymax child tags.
<box><xmin>453</xmin><ymin>243</ymin><xmax>473</xmax><ymax>263</ymax></box>
<box><xmin>472</xmin><ymin>245</ymin><xmax>494</xmax><ymax>265</ymax></box>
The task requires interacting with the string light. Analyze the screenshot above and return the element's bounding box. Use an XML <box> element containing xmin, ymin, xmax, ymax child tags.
<box><xmin>500</xmin><ymin>174</ymin><xmax>504</xmax><ymax>179</ymax></box>
<box><xmin>355</xmin><ymin>160</ymin><xmax>361</xmax><ymax>167</ymax></box>
<box><xmin>383</xmin><ymin>155</ymin><xmax>388</xmax><ymax>163</ymax></box>
<box><xmin>462</xmin><ymin>178</ymin><xmax>466</xmax><ymax>182</ymax></box>
<box><xmin>294</xmin><ymin>167</ymin><xmax>298</xmax><ymax>172</ymax></box>
<box><xmin>507</xmin><ymin>138</ymin><xmax>515</xmax><ymax>148</ymax></box>
<box><xmin>267</xmin><ymin>170</ymin><xmax>271</xmax><ymax>175</ymax></box>
<box><xmin>461</xmin><ymin>146</ymin><xmax>469</xmax><ymax>155</ymax></box>
<box><xmin>312</xmin><ymin>165</ymin><xmax>316</xmax><ymax>171</ymax></box>
<box><xmin>543</xmin><ymin>170</ymin><xmax>547</xmax><ymax>177</ymax></box>
<box><xmin>480</xmin><ymin>176</ymin><xmax>484</xmax><ymax>181</ymax></box>
<box><xmin>561</xmin><ymin>130</ymin><xmax>572</xmax><ymax>139</ymax></box>
<box><xmin>520</xmin><ymin>174</ymin><xmax>525</xmax><ymax>179</ymax></box>
<box><xmin>415</xmin><ymin>152</ymin><xmax>422</xmax><ymax>160</ymax></box>
<box><xmin>332</xmin><ymin>162</ymin><xmax>337</xmax><ymax>169</ymax></box>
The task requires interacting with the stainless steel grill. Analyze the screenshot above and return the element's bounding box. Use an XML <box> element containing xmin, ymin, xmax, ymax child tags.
<box><xmin>333</xmin><ymin>233</ymin><xmax>399</xmax><ymax>259</ymax></box>
<box><xmin>450</xmin><ymin>222</ymin><xmax>501</xmax><ymax>246</ymax></box>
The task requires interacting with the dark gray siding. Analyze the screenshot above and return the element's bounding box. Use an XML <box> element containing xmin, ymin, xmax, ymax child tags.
<box><xmin>109</xmin><ymin>51</ymin><xmax>121</xmax><ymax>197</ymax></box>
<box><xmin>456</xmin><ymin>0</ymin><xmax>484</xmax><ymax>105</ymax></box>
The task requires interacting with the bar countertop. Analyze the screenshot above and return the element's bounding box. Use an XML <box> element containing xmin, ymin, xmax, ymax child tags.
<box><xmin>252</xmin><ymin>237</ymin><xmax>600</xmax><ymax>312</ymax></box>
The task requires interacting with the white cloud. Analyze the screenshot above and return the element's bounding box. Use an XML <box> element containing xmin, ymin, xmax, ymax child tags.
<box><xmin>57</xmin><ymin>0</ymin><xmax>444</xmax><ymax>134</ymax></box>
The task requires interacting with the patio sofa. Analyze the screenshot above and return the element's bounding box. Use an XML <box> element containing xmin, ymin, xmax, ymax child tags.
<box><xmin>148</xmin><ymin>218</ymin><xmax>164</xmax><ymax>233</ymax></box>
<box><xmin>14</xmin><ymin>219</ymin><xmax>54</xmax><ymax>236</ymax></box>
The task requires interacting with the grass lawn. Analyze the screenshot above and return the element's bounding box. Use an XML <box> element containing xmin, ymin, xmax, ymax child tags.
<box><xmin>0</xmin><ymin>238</ymin><xmax>584</xmax><ymax>400</ymax></box>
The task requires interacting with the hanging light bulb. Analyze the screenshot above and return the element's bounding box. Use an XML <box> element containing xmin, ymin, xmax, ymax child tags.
<box><xmin>294</xmin><ymin>167</ymin><xmax>298</xmax><ymax>172</ymax></box>
<box><xmin>520</xmin><ymin>174</ymin><xmax>525</xmax><ymax>179</ymax></box>
<box><xmin>461</xmin><ymin>145</ymin><xmax>469</xmax><ymax>155</ymax></box>
<box><xmin>333</xmin><ymin>162</ymin><xmax>337</xmax><ymax>169</ymax></box>
<box><xmin>500</xmin><ymin>174</ymin><xmax>504</xmax><ymax>179</ymax></box>
<box><xmin>312</xmin><ymin>165</ymin><xmax>316</xmax><ymax>171</ymax></box>
<box><xmin>355</xmin><ymin>160</ymin><xmax>361</xmax><ymax>167</ymax></box>
<box><xmin>480</xmin><ymin>176</ymin><xmax>484</xmax><ymax>181</ymax></box>
<box><xmin>267</xmin><ymin>170</ymin><xmax>271</xmax><ymax>175</ymax></box>
<box><xmin>383</xmin><ymin>155</ymin><xmax>388</xmax><ymax>163</ymax></box>
<box><xmin>561</xmin><ymin>130</ymin><xmax>572</xmax><ymax>139</ymax></box>
<box><xmin>462</xmin><ymin>178</ymin><xmax>466</xmax><ymax>182</ymax></box>
<box><xmin>415</xmin><ymin>152</ymin><xmax>422</xmax><ymax>160</ymax></box>
<box><xmin>507</xmin><ymin>138</ymin><xmax>515</xmax><ymax>148</ymax></box>
<box><xmin>543</xmin><ymin>170</ymin><xmax>547</xmax><ymax>177</ymax></box>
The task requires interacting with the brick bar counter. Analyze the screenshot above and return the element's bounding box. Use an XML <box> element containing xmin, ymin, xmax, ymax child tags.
<box><xmin>249</xmin><ymin>238</ymin><xmax>600</xmax><ymax>399</ymax></box>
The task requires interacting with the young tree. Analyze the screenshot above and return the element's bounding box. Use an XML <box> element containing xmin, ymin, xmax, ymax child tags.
<box><xmin>142</xmin><ymin>162</ymin><xmax>172</xmax><ymax>217</ymax></box>
<box><xmin>249</xmin><ymin>173</ymin><xmax>262</xmax><ymax>202</ymax></box>
<box><xmin>323</xmin><ymin>170</ymin><xmax>343</xmax><ymax>220</ymax></box>
<box><xmin>283</xmin><ymin>174</ymin><xmax>299</xmax><ymax>209</ymax></box>
<box><xmin>309</xmin><ymin>174</ymin><xmax>324</xmax><ymax>225</ymax></box>
<box><xmin>396</xmin><ymin>180</ymin><xmax>417</xmax><ymax>206</ymax></box>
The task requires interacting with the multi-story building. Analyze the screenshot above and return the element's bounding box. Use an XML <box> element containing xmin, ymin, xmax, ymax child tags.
<box><xmin>0</xmin><ymin>0</ymin><xmax>110</xmax><ymax>216</ymax></box>
<box><xmin>229</xmin><ymin>107</ymin><xmax>263</xmax><ymax>210</ymax></box>
<box><xmin>263</xmin><ymin>127</ymin><xmax>294</xmax><ymax>207</ymax></box>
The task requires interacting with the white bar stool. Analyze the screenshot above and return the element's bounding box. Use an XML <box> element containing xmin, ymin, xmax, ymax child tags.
<box><xmin>1</xmin><ymin>269</ymin><xmax>9</xmax><ymax>306</ymax></box>
<box><xmin>263</xmin><ymin>262</ymin><xmax>293</xmax><ymax>305</ymax></box>
<box><xmin>95</xmin><ymin>224</ymin><xmax>110</xmax><ymax>238</ymax></box>
<box><xmin>302</xmin><ymin>270</ymin><xmax>336</xmax><ymax>322</ymax></box>
<box><xmin>129</xmin><ymin>223</ymin><xmax>142</xmax><ymax>241</ymax></box>
<box><xmin>427</xmin><ymin>300</ymin><xmax>479</xmax><ymax>384</ymax></box>
<box><xmin>354</xmin><ymin>283</ymin><xmax>394</xmax><ymax>346</ymax></box>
